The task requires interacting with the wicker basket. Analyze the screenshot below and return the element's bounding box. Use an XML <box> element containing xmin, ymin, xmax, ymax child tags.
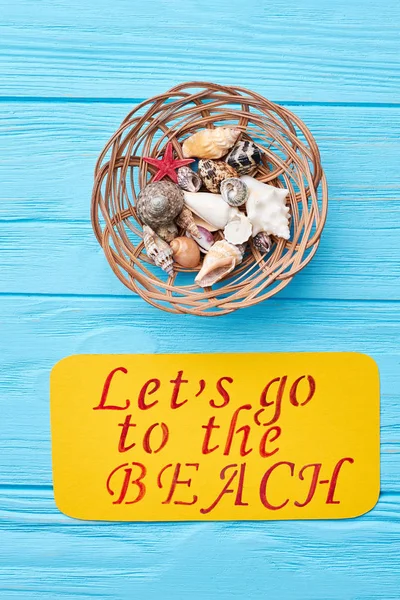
<box><xmin>91</xmin><ymin>82</ymin><xmax>328</xmax><ymax>316</ymax></box>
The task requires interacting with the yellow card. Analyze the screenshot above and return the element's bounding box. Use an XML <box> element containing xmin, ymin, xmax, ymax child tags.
<box><xmin>51</xmin><ymin>353</ymin><xmax>380</xmax><ymax>521</ymax></box>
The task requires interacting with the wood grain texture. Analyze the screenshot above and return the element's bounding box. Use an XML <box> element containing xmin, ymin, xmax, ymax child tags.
<box><xmin>0</xmin><ymin>0</ymin><xmax>399</xmax><ymax>102</ymax></box>
<box><xmin>1</xmin><ymin>0</ymin><xmax>400</xmax><ymax>597</ymax></box>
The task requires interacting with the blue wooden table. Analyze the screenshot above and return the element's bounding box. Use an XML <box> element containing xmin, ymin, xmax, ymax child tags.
<box><xmin>1</xmin><ymin>0</ymin><xmax>399</xmax><ymax>597</ymax></box>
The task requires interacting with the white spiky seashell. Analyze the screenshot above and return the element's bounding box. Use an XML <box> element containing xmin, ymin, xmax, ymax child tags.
<box><xmin>182</xmin><ymin>127</ymin><xmax>241</xmax><ymax>159</ymax></box>
<box><xmin>183</xmin><ymin>191</ymin><xmax>241</xmax><ymax>230</ymax></box>
<box><xmin>195</xmin><ymin>240</ymin><xmax>243</xmax><ymax>288</ymax></box>
<box><xmin>242</xmin><ymin>176</ymin><xmax>291</xmax><ymax>240</ymax></box>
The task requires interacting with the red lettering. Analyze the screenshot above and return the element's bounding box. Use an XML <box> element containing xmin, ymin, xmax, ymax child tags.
<box><xmin>326</xmin><ymin>457</ymin><xmax>354</xmax><ymax>504</ymax></box>
<box><xmin>117</xmin><ymin>414</ymin><xmax>136</xmax><ymax>452</ymax></box>
<box><xmin>259</xmin><ymin>426</ymin><xmax>281</xmax><ymax>458</ymax></box>
<box><xmin>142</xmin><ymin>422</ymin><xmax>169</xmax><ymax>454</ymax></box>
<box><xmin>138</xmin><ymin>378</ymin><xmax>160</xmax><ymax>410</ymax></box>
<box><xmin>224</xmin><ymin>405</ymin><xmax>252</xmax><ymax>456</ymax></box>
<box><xmin>170</xmin><ymin>370</ymin><xmax>189</xmax><ymax>409</ymax></box>
<box><xmin>106</xmin><ymin>462</ymin><xmax>146</xmax><ymax>504</ymax></box>
<box><xmin>201</xmin><ymin>416</ymin><xmax>220</xmax><ymax>454</ymax></box>
<box><xmin>259</xmin><ymin>461</ymin><xmax>294</xmax><ymax>510</ymax></box>
<box><xmin>200</xmin><ymin>463</ymin><xmax>248</xmax><ymax>514</ymax></box>
<box><xmin>93</xmin><ymin>367</ymin><xmax>129</xmax><ymax>410</ymax></box>
<box><xmin>259</xmin><ymin>376</ymin><xmax>287</xmax><ymax>425</ymax></box>
<box><xmin>289</xmin><ymin>375</ymin><xmax>316</xmax><ymax>407</ymax></box>
<box><xmin>294</xmin><ymin>463</ymin><xmax>322</xmax><ymax>507</ymax></box>
<box><xmin>161</xmin><ymin>463</ymin><xmax>199</xmax><ymax>505</ymax></box>
<box><xmin>210</xmin><ymin>377</ymin><xmax>233</xmax><ymax>408</ymax></box>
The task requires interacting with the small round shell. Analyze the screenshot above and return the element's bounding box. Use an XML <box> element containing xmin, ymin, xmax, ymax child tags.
<box><xmin>223</xmin><ymin>213</ymin><xmax>252</xmax><ymax>245</ymax></box>
<box><xmin>198</xmin><ymin>159</ymin><xmax>238</xmax><ymax>193</ymax></box>
<box><xmin>220</xmin><ymin>178</ymin><xmax>249</xmax><ymax>206</ymax></box>
<box><xmin>170</xmin><ymin>237</ymin><xmax>201</xmax><ymax>268</ymax></box>
<box><xmin>253</xmin><ymin>232</ymin><xmax>272</xmax><ymax>253</ymax></box>
<box><xmin>177</xmin><ymin>166</ymin><xmax>202</xmax><ymax>193</ymax></box>
<box><xmin>136</xmin><ymin>180</ymin><xmax>184</xmax><ymax>229</ymax></box>
<box><xmin>226</xmin><ymin>140</ymin><xmax>262</xmax><ymax>175</ymax></box>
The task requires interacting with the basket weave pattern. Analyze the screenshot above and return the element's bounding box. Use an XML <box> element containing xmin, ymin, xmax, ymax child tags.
<box><xmin>91</xmin><ymin>82</ymin><xmax>328</xmax><ymax>316</ymax></box>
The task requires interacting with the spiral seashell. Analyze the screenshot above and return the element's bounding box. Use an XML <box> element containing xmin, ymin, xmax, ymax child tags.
<box><xmin>176</xmin><ymin>166</ymin><xmax>202</xmax><ymax>193</ymax></box>
<box><xmin>253</xmin><ymin>232</ymin><xmax>272</xmax><ymax>254</ymax></box>
<box><xmin>195</xmin><ymin>240</ymin><xmax>243</xmax><ymax>288</ymax></box>
<box><xmin>243</xmin><ymin>176</ymin><xmax>290</xmax><ymax>240</ymax></box>
<box><xmin>170</xmin><ymin>236</ymin><xmax>201</xmax><ymax>268</ymax></box>
<box><xmin>136</xmin><ymin>180</ymin><xmax>184</xmax><ymax>230</ymax></box>
<box><xmin>198</xmin><ymin>159</ymin><xmax>238</xmax><ymax>194</ymax></box>
<box><xmin>182</xmin><ymin>127</ymin><xmax>241</xmax><ymax>159</ymax></box>
<box><xmin>143</xmin><ymin>225</ymin><xmax>174</xmax><ymax>275</ymax></box>
<box><xmin>220</xmin><ymin>177</ymin><xmax>249</xmax><ymax>206</ymax></box>
<box><xmin>226</xmin><ymin>140</ymin><xmax>262</xmax><ymax>175</ymax></box>
<box><xmin>175</xmin><ymin>206</ymin><xmax>200</xmax><ymax>238</ymax></box>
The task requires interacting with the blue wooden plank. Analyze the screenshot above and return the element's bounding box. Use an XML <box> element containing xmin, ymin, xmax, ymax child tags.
<box><xmin>1</xmin><ymin>103</ymin><xmax>399</xmax><ymax>224</ymax></box>
<box><xmin>0</xmin><ymin>0</ymin><xmax>399</xmax><ymax>101</ymax></box>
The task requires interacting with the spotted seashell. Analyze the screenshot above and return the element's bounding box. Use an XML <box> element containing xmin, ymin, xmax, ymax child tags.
<box><xmin>226</xmin><ymin>140</ymin><xmax>262</xmax><ymax>175</ymax></box>
<box><xmin>253</xmin><ymin>232</ymin><xmax>272</xmax><ymax>254</ymax></box>
<box><xmin>220</xmin><ymin>177</ymin><xmax>249</xmax><ymax>206</ymax></box>
<box><xmin>136</xmin><ymin>180</ymin><xmax>184</xmax><ymax>230</ymax></box>
<box><xmin>198</xmin><ymin>159</ymin><xmax>238</xmax><ymax>194</ymax></box>
<box><xmin>182</xmin><ymin>127</ymin><xmax>241</xmax><ymax>159</ymax></box>
<box><xmin>176</xmin><ymin>166</ymin><xmax>202</xmax><ymax>193</ymax></box>
<box><xmin>143</xmin><ymin>225</ymin><xmax>174</xmax><ymax>275</ymax></box>
<box><xmin>195</xmin><ymin>240</ymin><xmax>242</xmax><ymax>288</ymax></box>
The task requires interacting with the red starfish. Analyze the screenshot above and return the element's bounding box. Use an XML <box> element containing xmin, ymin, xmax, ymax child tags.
<box><xmin>143</xmin><ymin>142</ymin><xmax>195</xmax><ymax>183</ymax></box>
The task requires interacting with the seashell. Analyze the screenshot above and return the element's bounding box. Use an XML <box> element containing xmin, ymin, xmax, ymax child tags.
<box><xmin>253</xmin><ymin>232</ymin><xmax>272</xmax><ymax>254</ymax></box>
<box><xmin>136</xmin><ymin>180</ymin><xmax>184</xmax><ymax>230</ymax></box>
<box><xmin>175</xmin><ymin>206</ymin><xmax>200</xmax><ymax>239</ymax></box>
<box><xmin>220</xmin><ymin>177</ymin><xmax>249</xmax><ymax>206</ymax></box>
<box><xmin>155</xmin><ymin>223</ymin><xmax>178</xmax><ymax>243</ymax></box>
<box><xmin>186</xmin><ymin>225</ymin><xmax>214</xmax><ymax>253</ymax></box>
<box><xmin>143</xmin><ymin>225</ymin><xmax>174</xmax><ymax>275</ymax></box>
<box><xmin>177</xmin><ymin>166</ymin><xmax>202</xmax><ymax>193</ymax></box>
<box><xmin>223</xmin><ymin>212</ymin><xmax>252</xmax><ymax>245</ymax></box>
<box><xmin>198</xmin><ymin>159</ymin><xmax>238</xmax><ymax>193</ymax></box>
<box><xmin>226</xmin><ymin>140</ymin><xmax>262</xmax><ymax>175</ymax></box>
<box><xmin>195</xmin><ymin>240</ymin><xmax>243</xmax><ymax>288</ymax></box>
<box><xmin>182</xmin><ymin>127</ymin><xmax>241</xmax><ymax>159</ymax></box>
<box><xmin>192</xmin><ymin>214</ymin><xmax>219</xmax><ymax>232</ymax></box>
<box><xmin>243</xmin><ymin>175</ymin><xmax>290</xmax><ymax>240</ymax></box>
<box><xmin>183</xmin><ymin>191</ymin><xmax>241</xmax><ymax>230</ymax></box>
<box><xmin>170</xmin><ymin>236</ymin><xmax>201</xmax><ymax>268</ymax></box>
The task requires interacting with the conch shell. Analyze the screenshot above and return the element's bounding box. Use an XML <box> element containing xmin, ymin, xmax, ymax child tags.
<box><xmin>143</xmin><ymin>225</ymin><xmax>174</xmax><ymax>275</ymax></box>
<box><xmin>195</xmin><ymin>240</ymin><xmax>243</xmax><ymax>288</ymax></box>
<box><xmin>183</xmin><ymin>191</ymin><xmax>240</xmax><ymax>230</ymax></box>
<box><xmin>182</xmin><ymin>127</ymin><xmax>241</xmax><ymax>159</ymax></box>
<box><xmin>175</xmin><ymin>206</ymin><xmax>200</xmax><ymax>239</ymax></box>
<box><xmin>136</xmin><ymin>180</ymin><xmax>184</xmax><ymax>230</ymax></box>
<box><xmin>243</xmin><ymin>175</ymin><xmax>290</xmax><ymax>240</ymax></box>
<box><xmin>198</xmin><ymin>159</ymin><xmax>238</xmax><ymax>193</ymax></box>
<box><xmin>170</xmin><ymin>236</ymin><xmax>200</xmax><ymax>268</ymax></box>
